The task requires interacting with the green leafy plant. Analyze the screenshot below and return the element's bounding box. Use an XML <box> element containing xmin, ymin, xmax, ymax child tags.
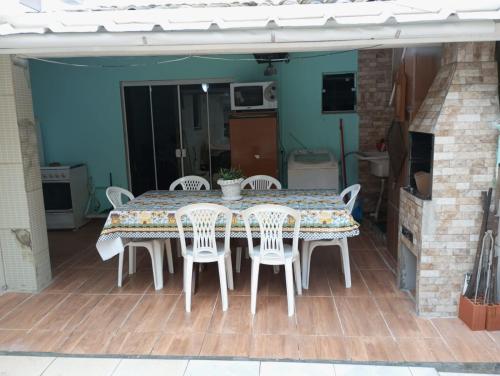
<box><xmin>218</xmin><ymin>167</ymin><xmax>244</xmax><ymax>181</ymax></box>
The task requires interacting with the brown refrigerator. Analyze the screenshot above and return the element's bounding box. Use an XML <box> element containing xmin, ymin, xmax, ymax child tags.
<box><xmin>229</xmin><ymin>111</ymin><xmax>278</xmax><ymax>178</ymax></box>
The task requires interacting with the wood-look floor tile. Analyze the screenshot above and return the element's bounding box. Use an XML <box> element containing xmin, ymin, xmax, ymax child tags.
<box><xmin>120</xmin><ymin>294</ymin><xmax>178</xmax><ymax>333</ymax></box>
<box><xmin>208</xmin><ymin>295</ymin><xmax>253</xmax><ymax>334</ymax></box>
<box><xmin>257</xmin><ymin>267</ymin><xmax>288</xmax><ymax>296</ymax></box>
<box><xmin>249</xmin><ymin>334</ymin><xmax>299</xmax><ymax>359</ymax></box>
<box><xmin>0</xmin><ymin>330</ymin><xmax>25</xmax><ymax>351</ymax></box>
<box><xmin>328</xmin><ymin>268</ymin><xmax>370</xmax><ymax>297</ymax></box>
<box><xmin>360</xmin><ymin>269</ymin><xmax>406</xmax><ymax>298</ymax></box>
<box><xmin>0</xmin><ymin>293</ymin><xmax>67</xmax><ymax>330</ymax></box>
<box><xmin>110</xmin><ymin>269</ymin><xmax>154</xmax><ymax>294</ymax></box>
<box><xmin>74</xmin><ymin>294</ymin><xmax>141</xmax><ymax>333</ymax></box>
<box><xmin>229</xmin><ymin>259</ymin><xmax>251</xmax><ymax>296</ymax></box>
<box><xmin>295</xmin><ymin>297</ymin><xmax>342</xmax><ymax>336</ymax></box>
<box><xmin>376</xmin><ymin>297</ymin><xmax>438</xmax><ymax>338</ymax></box>
<box><xmin>347</xmin><ymin>337</ymin><xmax>404</xmax><ymax>361</ymax></box>
<box><xmin>164</xmin><ymin>295</ymin><xmax>217</xmax><ymax>334</ymax></box>
<box><xmin>75</xmin><ymin>269</ymin><xmax>117</xmax><ymax>294</ymax></box>
<box><xmin>9</xmin><ymin>330</ymin><xmax>70</xmax><ymax>352</ymax></box>
<box><xmin>301</xmin><ymin>263</ymin><xmax>332</xmax><ymax>297</ymax></box>
<box><xmin>44</xmin><ymin>268</ymin><xmax>94</xmax><ymax>293</ymax></box>
<box><xmin>432</xmin><ymin>318</ymin><xmax>500</xmax><ymax>362</ymax></box>
<box><xmin>347</xmin><ymin>234</ymin><xmax>374</xmax><ymax>251</ymax></box>
<box><xmin>151</xmin><ymin>332</ymin><xmax>204</xmax><ymax>356</ymax></box>
<box><xmin>0</xmin><ymin>293</ymin><xmax>31</xmax><ymax>320</ymax></box>
<box><xmin>68</xmin><ymin>249</ymin><xmax>116</xmax><ymax>270</ymax></box>
<box><xmin>335</xmin><ymin>296</ymin><xmax>390</xmax><ymax>337</ymax></box>
<box><xmin>396</xmin><ymin>337</ymin><xmax>455</xmax><ymax>362</ymax></box>
<box><xmin>107</xmin><ymin>331</ymin><xmax>159</xmax><ymax>355</ymax></box>
<box><xmin>58</xmin><ymin>330</ymin><xmax>114</xmax><ymax>354</ymax></box>
<box><xmin>442</xmin><ymin>334</ymin><xmax>500</xmax><ymax>362</ymax></box>
<box><xmin>146</xmin><ymin>269</ymin><xmax>184</xmax><ymax>295</ymax></box>
<box><xmin>351</xmin><ymin>251</ymin><xmax>387</xmax><ymax>270</ymax></box>
<box><xmin>34</xmin><ymin>294</ymin><xmax>103</xmax><ymax>332</ymax></box>
<box><xmin>200</xmin><ymin>333</ymin><xmax>251</xmax><ymax>357</ymax></box>
<box><xmin>298</xmin><ymin>335</ymin><xmax>349</xmax><ymax>360</ymax></box>
<box><xmin>252</xmin><ymin>296</ymin><xmax>297</xmax><ymax>335</ymax></box>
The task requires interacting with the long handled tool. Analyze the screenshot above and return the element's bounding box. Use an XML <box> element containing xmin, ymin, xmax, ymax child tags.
<box><xmin>339</xmin><ymin>118</ymin><xmax>347</xmax><ymax>189</ymax></box>
<box><xmin>465</xmin><ymin>188</ymin><xmax>493</xmax><ymax>298</ymax></box>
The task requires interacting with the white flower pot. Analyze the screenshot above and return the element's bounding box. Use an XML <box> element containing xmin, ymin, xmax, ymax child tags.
<box><xmin>217</xmin><ymin>178</ymin><xmax>243</xmax><ymax>201</ymax></box>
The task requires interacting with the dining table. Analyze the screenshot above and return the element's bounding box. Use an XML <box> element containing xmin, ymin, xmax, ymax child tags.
<box><xmin>96</xmin><ymin>189</ymin><xmax>360</xmax><ymax>289</ymax></box>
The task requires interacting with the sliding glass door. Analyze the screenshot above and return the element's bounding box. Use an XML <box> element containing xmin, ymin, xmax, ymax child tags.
<box><xmin>122</xmin><ymin>81</ymin><xmax>230</xmax><ymax>195</ymax></box>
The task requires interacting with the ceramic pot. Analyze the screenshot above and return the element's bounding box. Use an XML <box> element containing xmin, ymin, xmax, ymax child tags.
<box><xmin>217</xmin><ymin>178</ymin><xmax>243</xmax><ymax>201</ymax></box>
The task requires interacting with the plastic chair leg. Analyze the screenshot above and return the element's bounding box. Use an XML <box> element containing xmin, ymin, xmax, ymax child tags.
<box><xmin>151</xmin><ymin>240</ymin><xmax>164</xmax><ymax>290</ymax></box>
<box><xmin>273</xmin><ymin>265</ymin><xmax>280</xmax><ymax>274</ymax></box>
<box><xmin>284</xmin><ymin>261</ymin><xmax>295</xmax><ymax>316</ymax></box>
<box><xmin>218</xmin><ymin>258</ymin><xmax>229</xmax><ymax>311</ymax></box>
<box><xmin>225</xmin><ymin>253</ymin><xmax>234</xmax><ymax>290</ymax></box>
<box><xmin>301</xmin><ymin>241</ymin><xmax>310</xmax><ymax>289</ymax></box>
<box><xmin>293</xmin><ymin>258</ymin><xmax>302</xmax><ymax>296</ymax></box>
<box><xmin>185</xmin><ymin>257</ymin><xmax>193</xmax><ymax>312</ymax></box>
<box><xmin>176</xmin><ymin>239</ymin><xmax>182</xmax><ymax>258</ymax></box>
<box><xmin>340</xmin><ymin>238</ymin><xmax>351</xmax><ymax>288</ymax></box>
<box><xmin>165</xmin><ymin>239</ymin><xmax>174</xmax><ymax>274</ymax></box>
<box><xmin>118</xmin><ymin>251</ymin><xmax>124</xmax><ymax>287</ymax></box>
<box><xmin>128</xmin><ymin>246</ymin><xmax>136</xmax><ymax>275</ymax></box>
<box><xmin>250</xmin><ymin>259</ymin><xmax>260</xmax><ymax>315</ymax></box>
<box><xmin>235</xmin><ymin>246</ymin><xmax>242</xmax><ymax>273</ymax></box>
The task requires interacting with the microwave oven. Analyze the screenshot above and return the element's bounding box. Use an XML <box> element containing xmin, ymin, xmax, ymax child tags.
<box><xmin>230</xmin><ymin>81</ymin><xmax>277</xmax><ymax>111</ymax></box>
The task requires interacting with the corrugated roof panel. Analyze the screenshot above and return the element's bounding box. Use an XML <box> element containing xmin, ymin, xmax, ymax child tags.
<box><xmin>2</xmin><ymin>0</ymin><xmax>500</xmax><ymax>35</ymax></box>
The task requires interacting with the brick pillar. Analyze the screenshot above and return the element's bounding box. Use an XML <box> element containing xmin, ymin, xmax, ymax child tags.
<box><xmin>357</xmin><ymin>49</ymin><xmax>394</xmax><ymax>214</ymax></box>
<box><xmin>0</xmin><ymin>55</ymin><xmax>51</xmax><ymax>291</ymax></box>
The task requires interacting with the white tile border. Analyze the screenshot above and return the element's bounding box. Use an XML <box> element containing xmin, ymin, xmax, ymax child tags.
<box><xmin>41</xmin><ymin>357</ymin><xmax>120</xmax><ymax>376</ymax></box>
<box><xmin>1</xmin><ymin>355</ymin><xmax>496</xmax><ymax>376</ymax></box>
<box><xmin>111</xmin><ymin>359</ymin><xmax>188</xmax><ymax>376</ymax></box>
<box><xmin>0</xmin><ymin>355</ymin><xmax>55</xmax><ymax>376</ymax></box>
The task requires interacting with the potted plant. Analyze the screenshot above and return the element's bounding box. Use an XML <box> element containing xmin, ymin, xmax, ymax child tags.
<box><xmin>217</xmin><ymin>168</ymin><xmax>244</xmax><ymax>201</ymax></box>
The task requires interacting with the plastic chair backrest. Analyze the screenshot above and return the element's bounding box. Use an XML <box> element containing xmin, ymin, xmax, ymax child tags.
<box><xmin>241</xmin><ymin>175</ymin><xmax>282</xmax><ymax>190</ymax></box>
<box><xmin>106</xmin><ymin>186</ymin><xmax>134</xmax><ymax>209</ymax></box>
<box><xmin>169</xmin><ymin>176</ymin><xmax>210</xmax><ymax>191</ymax></box>
<box><xmin>175</xmin><ymin>203</ymin><xmax>232</xmax><ymax>259</ymax></box>
<box><xmin>241</xmin><ymin>204</ymin><xmax>300</xmax><ymax>264</ymax></box>
<box><xmin>340</xmin><ymin>184</ymin><xmax>361</xmax><ymax>214</ymax></box>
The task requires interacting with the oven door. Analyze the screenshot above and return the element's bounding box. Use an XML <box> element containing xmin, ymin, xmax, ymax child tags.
<box><xmin>42</xmin><ymin>182</ymin><xmax>72</xmax><ymax>212</ymax></box>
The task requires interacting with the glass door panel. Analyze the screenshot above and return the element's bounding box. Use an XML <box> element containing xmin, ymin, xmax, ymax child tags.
<box><xmin>151</xmin><ymin>85</ymin><xmax>182</xmax><ymax>190</ymax></box>
<box><xmin>207</xmin><ymin>83</ymin><xmax>231</xmax><ymax>187</ymax></box>
<box><xmin>179</xmin><ymin>84</ymin><xmax>211</xmax><ymax>182</ymax></box>
<box><xmin>123</xmin><ymin>85</ymin><xmax>156</xmax><ymax>196</ymax></box>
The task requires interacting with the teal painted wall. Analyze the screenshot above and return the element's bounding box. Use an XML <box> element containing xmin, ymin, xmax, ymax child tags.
<box><xmin>278</xmin><ymin>52</ymin><xmax>358</xmax><ymax>185</ymax></box>
<box><xmin>30</xmin><ymin>52</ymin><xmax>358</xmax><ymax>206</ymax></box>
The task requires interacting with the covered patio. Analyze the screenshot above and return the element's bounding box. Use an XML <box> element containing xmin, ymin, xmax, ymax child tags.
<box><xmin>1</xmin><ymin>0</ymin><xmax>500</xmax><ymax>372</ymax></box>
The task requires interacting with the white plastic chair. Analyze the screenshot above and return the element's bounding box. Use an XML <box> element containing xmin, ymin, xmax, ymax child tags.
<box><xmin>169</xmin><ymin>175</ymin><xmax>210</xmax><ymax>191</ymax></box>
<box><xmin>236</xmin><ymin>175</ymin><xmax>283</xmax><ymax>274</ymax></box>
<box><xmin>105</xmin><ymin>187</ymin><xmax>174</xmax><ymax>289</ymax></box>
<box><xmin>242</xmin><ymin>204</ymin><xmax>302</xmax><ymax>316</ymax></box>
<box><xmin>241</xmin><ymin>175</ymin><xmax>282</xmax><ymax>190</ymax></box>
<box><xmin>301</xmin><ymin>184</ymin><xmax>360</xmax><ymax>290</ymax></box>
<box><xmin>175</xmin><ymin>203</ymin><xmax>234</xmax><ymax>312</ymax></box>
<box><xmin>170</xmin><ymin>175</ymin><xmax>211</xmax><ymax>259</ymax></box>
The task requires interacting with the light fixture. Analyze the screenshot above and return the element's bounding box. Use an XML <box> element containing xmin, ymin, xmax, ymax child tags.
<box><xmin>201</xmin><ymin>83</ymin><xmax>209</xmax><ymax>93</ymax></box>
<box><xmin>264</xmin><ymin>61</ymin><xmax>277</xmax><ymax>76</ymax></box>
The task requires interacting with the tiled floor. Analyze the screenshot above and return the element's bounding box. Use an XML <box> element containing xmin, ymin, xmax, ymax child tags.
<box><xmin>0</xmin><ymin>355</ymin><xmax>498</xmax><ymax>376</ymax></box>
<box><xmin>0</xmin><ymin>220</ymin><xmax>499</xmax><ymax>363</ymax></box>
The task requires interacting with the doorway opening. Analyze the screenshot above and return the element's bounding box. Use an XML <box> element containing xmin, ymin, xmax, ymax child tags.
<box><xmin>121</xmin><ymin>80</ymin><xmax>231</xmax><ymax>195</ymax></box>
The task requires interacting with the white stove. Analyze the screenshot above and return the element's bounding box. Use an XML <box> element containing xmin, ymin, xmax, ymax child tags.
<box><xmin>41</xmin><ymin>164</ymin><xmax>89</xmax><ymax>229</ymax></box>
